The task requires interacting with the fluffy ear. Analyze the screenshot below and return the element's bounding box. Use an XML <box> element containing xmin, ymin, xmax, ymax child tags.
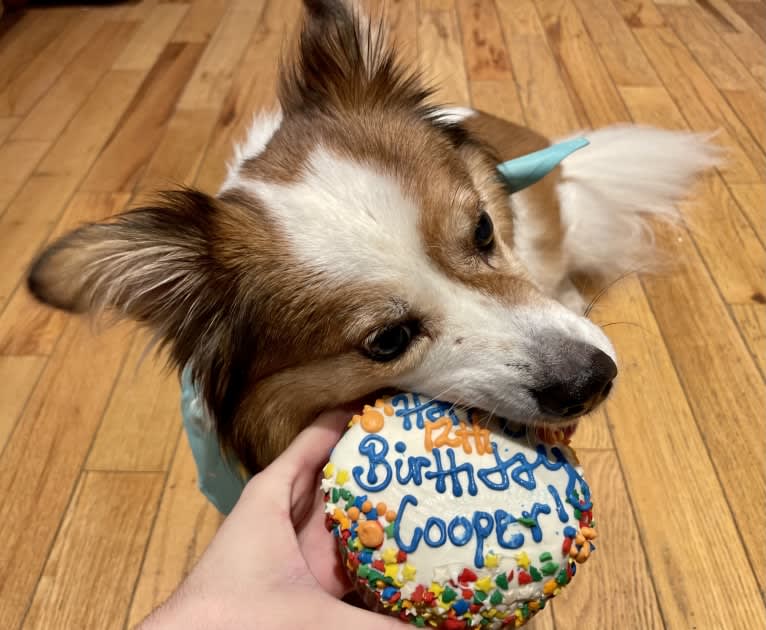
<box><xmin>27</xmin><ymin>189</ymin><xmax>227</xmax><ymax>363</ymax></box>
<box><xmin>280</xmin><ymin>0</ymin><xmax>431</xmax><ymax>114</ymax></box>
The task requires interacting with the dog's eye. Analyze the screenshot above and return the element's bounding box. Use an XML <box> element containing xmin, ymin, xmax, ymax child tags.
<box><xmin>365</xmin><ymin>322</ymin><xmax>416</xmax><ymax>362</ymax></box>
<box><xmin>474</xmin><ymin>211</ymin><xmax>494</xmax><ymax>252</ymax></box>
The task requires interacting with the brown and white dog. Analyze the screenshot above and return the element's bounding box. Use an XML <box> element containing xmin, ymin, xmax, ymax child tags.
<box><xmin>27</xmin><ymin>0</ymin><xmax>718</xmax><ymax>474</ymax></box>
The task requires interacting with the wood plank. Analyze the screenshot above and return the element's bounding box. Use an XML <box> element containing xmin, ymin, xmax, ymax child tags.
<box><xmin>455</xmin><ymin>0</ymin><xmax>513</xmax><ymax>82</ymax></box>
<box><xmin>0</xmin><ymin>320</ymin><xmax>134</xmax><ymax>630</ymax></box>
<box><xmin>11</xmin><ymin>20</ymin><xmax>138</xmax><ymax>142</ymax></box>
<box><xmin>571</xmin><ymin>0</ymin><xmax>660</xmax><ymax>86</ymax></box>
<box><xmin>0</xmin><ymin>139</ymin><xmax>49</xmax><ymax>215</ymax></box>
<box><xmin>194</xmin><ymin>0</ymin><xmax>303</xmax><ymax>193</ymax></box>
<box><xmin>598</xmin><ymin>275</ymin><xmax>766</xmax><ymax>626</ymax></box>
<box><xmin>380</xmin><ymin>0</ymin><xmax>419</xmax><ymax>68</ymax></box>
<box><xmin>0</xmin><ymin>10</ymin><xmax>109</xmax><ymax>117</ymax></box>
<box><xmin>551</xmin><ymin>451</ymin><xmax>663</xmax><ymax>628</ymax></box>
<box><xmin>0</xmin><ymin>193</ymin><xmax>130</xmax><ymax>357</ymax></box>
<box><xmin>730</xmin><ymin>303</ymin><xmax>766</xmax><ymax>378</ymax></box>
<box><xmin>0</xmin><ymin>9</ymin><xmax>78</xmax><ymax>94</ymax></box>
<box><xmin>469</xmin><ymin>80</ymin><xmax>526</xmax><ymax>127</ymax></box>
<box><xmin>417</xmin><ymin>1</ymin><xmax>471</xmax><ymax>104</ymax></box>
<box><xmin>23</xmin><ymin>472</ymin><xmax>163</xmax><ymax>630</ymax></box>
<box><xmin>611</xmin><ymin>0</ymin><xmax>666</xmax><ymax>28</ymax></box>
<box><xmin>635</xmin><ymin>26</ymin><xmax>766</xmax><ymax>184</ymax></box>
<box><xmin>0</xmin><ymin>116</ymin><xmax>19</xmax><ymax>143</ymax></box>
<box><xmin>730</xmin><ymin>0</ymin><xmax>766</xmax><ymax>41</ymax></box>
<box><xmin>661</xmin><ymin>5</ymin><xmax>759</xmax><ymax>91</ymax></box>
<box><xmin>113</xmin><ymin>3</ymin><xmax>189</xmax><ymax>71</ymax></box>
<box><xmin>723</xmin><ymin>88</ymin><xmax>766</xmax><ymax>154</ymax></box>
<box><xmin>177</xmin><ymin>0</ymin><xmax>267</xmax><ymax>110</ymax></box>
<box><xmin>721</xmin><ymin>29</ymin><xmax>766</xmax><ymax>87</ymax></box>
<box><xmin>696</xmin><ymin>0</ymin><xmax>764</xmax><ymax>38</ymax></box>
<box><xmin>87</xmin><ymin>333</ymin><xmax>181</xmax><ymax>472</ymax></box>
<box><xmin>80</xmin><ymin>43</ymin><xmax>204</xmax><ymax>193</ymax></box>
<box><xmin>535</xmin><ymin>0</ymin><xmax>631</xmax><ymax>127</ymax></box>
<box><xmin>0</xmin><ymin>356</ymin><xmax>46</xmax><ymax>454</ymax></box>
<box><xmin>171</xmin><ymin>0</ymin><xmax>230</xmax><ymax>44</ymax></box>
<box><xmin>729</xmin><ymin>183</ymin><xmax>766</xmax><ymax>246</ymax></box>
<box><xmin>0</xmin><ymin>70</ymin><xmax>145</xmax><ymax>310</ymax></box>
<box><xmin>126</xmin><ymin>439</ymin><xmax>224</xmax><ymax>627</ymax></box>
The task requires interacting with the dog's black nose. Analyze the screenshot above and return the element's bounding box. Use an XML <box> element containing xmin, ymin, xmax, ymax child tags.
<box><xmin>531</xmin><ymin>347</ymin><xmax>617</xmax><ymax>418</ymax></box>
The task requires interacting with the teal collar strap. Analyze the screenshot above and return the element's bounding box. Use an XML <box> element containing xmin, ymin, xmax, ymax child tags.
<box><xmin>180</xmin><ymin>137</ymin><xmax>591</xmax><ymax>514</ymax></box>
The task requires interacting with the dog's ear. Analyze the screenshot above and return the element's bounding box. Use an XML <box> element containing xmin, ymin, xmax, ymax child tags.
<box><xmin>280</xmin><ymin>0</ymin><xmax>431</xmax><ymax>114</ymax></box>
<box><xmin>27</xmin><ymin>189</ymin><xmax>228</xmax><ymax>362</ymax></box>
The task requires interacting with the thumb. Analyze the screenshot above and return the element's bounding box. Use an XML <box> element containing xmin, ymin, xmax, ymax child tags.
<box><xmin>314</xmin><ymin>595</ymin><xmax>405</xmax><ymax>629</ymax></box>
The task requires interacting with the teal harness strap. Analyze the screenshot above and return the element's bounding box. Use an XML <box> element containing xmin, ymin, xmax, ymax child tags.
<box><xmin>496</xmin><ymin>137</ymin><xmax>590</xmax><ymax>193</ymax></box>
<box><xmin>180</xmin><ymin>136</ymin><xmax>591</xmax><ymax>514</ymax></box>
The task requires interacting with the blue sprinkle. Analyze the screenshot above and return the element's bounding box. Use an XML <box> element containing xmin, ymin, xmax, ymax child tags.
<box><xmin>563</xmin><ymin>526</ymin><xmax>577</xmax><ymax>538</ymax></box>
<box><xmin>354</xmin><ymin>495</ymin><xmax>368</xmax><ymax>509</ymax></box>
<box><xmin>366</xmin><ymin>508</ymin><xmax>378</xmax><ymax>520</ymax></box>
<box><xmin>452</xmin><ymin>600</ymin><xmax>469</xmax><ymax>615</ymax></box>
<box><xmin>570</xmin><ymin>562</ymin><xmax>577</xmax><ymax>576</ymax></box>
<box><xmin>382</xmin><ymin>586</ymin><xmax>397</xmax><ymax>600</ymax></box>
<box><xmin>590</xmin><ymin>542</ymin><xmax>596</xmax><ymax>551</ymax></box>
<box><xmin>359</xmin><ymin>550</ymin><xmax>373</xmax><ymax>564</ymax></box>
<box><xmin>395</xmin><ymin>441</ymin><xmax>407</xmax><ymax>453</ymax></box>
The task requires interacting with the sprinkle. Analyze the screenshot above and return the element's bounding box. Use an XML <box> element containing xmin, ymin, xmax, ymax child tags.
<box><xmin>461</xmin><ymin>588</ymin><xmax>473</xmax><ymax>599</ymax></box>
<box><xmin>473</xmin><ymin>590</ymin><xmax>487</xmax><ymax>603</ymax></box>
<box><xmin>515</xmin><ymin>551</ymin><xmax>531</xmax><ymax>570</ymax></box>
<box><xmin>389</xmin><ymin>591</ymin><xmax>401</xmax><ymax>604</ymax></box>
<box><xmin>414</xmin><ymin>617</ymin><xmax>425</xmax><ymax>627</ymax></box>
<box><xmin>430</xmin><ymin>582</ymin><xmax>444</xmax><ymax>598</ymax></box>
<box><xmin>543</xmin><ymin>580</ymin><xmax>557</xmax><ymax>595</ymax></box>
<box><xmin>458</xmin><ymin>568</ymin><xmax>478</xmax><ymax>583</ymax></box>
<box><xmin>484</xmin><ymin>553</ymin><xmax>499</xmax><ymax>568</ymax></box>
<box><xmin>376</xmin><ymin>502</ymin><xmax>387</xmax><ymax>515</ymax></box>
<box><xmin>442</xmin><ymin>587</ymin><xmax>457</xmax><ymax>603</ymax></box>
<box><xmin>358</xmin><ymin>550</ymin><xmax>372</xmax><ymax>564</ymax></box>
<box><xmin>573</xmin><ymin>508</ymin><xmax>582</xmax><ymax>520</ymax></box>
<box><xmin>322</xmin><ymin>463</ymin><xmax>335</xmax><ymax>478</ymax></box>
<box><xmin>581</xmin><ymin>526</ymin><xmax>598</xmax><ymax>540</ymax></box>
<box><xmin>507</xmin><ymin>570</ymin><xmax>514</xmax><ymax>582</ymax></box>
<box><xmin>347</xmin><ymin>507</ymin><xmax>360</xmax><ymax>521</ymax></box>
<box><xmin>575</xmin><ymin>532</ymin><xmax>586</xmax><ymax>545</ymax></box>
<box><xmin>384</xmin><ymin>522</ymin><xmax>396</xmax><ymax>538</ymax></box>
<box><xmin>539</xmin><ymin>551</ymin><xmax>552</xmax><ymax>563</ymax></box>
<box><xmin>372</xmin><ymin>559</ymin><xmax>385</xmax><ymax>572</ymax></box>
<box><xmin>339</xmin><ymin>488</ymin><xmax>352</xmax><ymax>500</ymax></box>
<box><xmin>385</xmin><ymin>510</ymin><xmax>397</xmax><ymax>522</ymax></box>
<box><xmin>411</xmin><ymin>585</ymin><xmax>425</xmax><ymax>603</ymax></box>
<box><xmin>382</xmin><ymin>548</ymin><xmax>398</xmax><ymax>564</ymax></box>
<box><xmin>353</xmin><ymin>495</ymin><xmax>367</xmax><ymax>509</ymax></box>
<box><xmin>453</xmin><ymin>599</ymin><xmax>469</xmax><ymax>616</ymax></box>
<box><xmin>336</xmin><ymin>469</ymin><xmax>349</xmax><ymax>485</ymax></box>
<box><xmin>517</xmin><ymin>517</ymin><xmax>537</xmax><ymax>527</ymax></box>
<box><xmin>358</xmin><ymin>521</ymin><xmax>384</xmax><ymax>548</ymax></box>
<box><xmin>361</xmin><ymin>500</ymin><xmax>372</xmax><ymax>513</ymax></box>
<box><xmin>490</xmin><ymin>590</ymin><xmax>503</xmax><ymax>606</ymax></box>
<box><xmin>517</xmin><ymin>571</ymin><xmax>532</xmax><ymax>586</ymax></box>
<box><xmin>385</xmin><ymin>564</ymin><xmax>399</xmax><ymax>580</ymax></box>
<box><xmin>541</xmin><ymin>562</ymin><xmax>559</xmax><ymax>576</ymax></box>
<box><xmin>443</xmin><ymin>620</ymin><xmax>466</xmax><ymax>630</ymax></box>
<box><xmin>331</xmin><ymin>487</ymin><xmax>340</xmax><ymax>503</ymax></box>
<box><xmin>562</xmin><ymin>537</ymin><xmax>573</xmax><ymax>555</ymax></box>
<box><xmin>556</xmin><ymin>568</ymin><xmax>569</xmax><ymax>586</ymax></box>
<box><xmin>475</xmin><ymin>576</ymin><xmax>493</xmax><ymax>592</ymax></box>
<box><xmin>529</xmin><ymin>567</ymin><xmax>543</xmax><ymax>582</ymax></box>
<box><xmin>569</xmin><ymin>544</ymin><xmax>579</xmax><ymax>558</ymax></box>
<box><xmin>396</xmin><ymin>550</ymin><xmax>407</xmax><ymax>563</ymax></box>
<box><xmin>576</xmin><ymin>545</ymin><xmax>591</xmax><ymax>563</ymax></box>
<box><xmin>381</xmin><ymin>586</ymin><xmax>397</xmax><ymax>600</ymax></box>
<box><xmin>495</xmin><ymin>573</ymin><xmax>509</xmax><ymax>590</ymax></box>
<box><xmin>528</xmin><ymin>601</ymin><xmax>540</xmax><ymax>612</ymax></box>
<box><xmin>366</xmin><ymin>508</ymin><xmax>378</xmax><ymax>520</ymax></box>
<box><xmin>403</xmin><ymin>564</ymin><xmax>417</xmax><ymax>581</ymax></box>
<box><xmin>332</xmin><ymin>508</ymin><xmax>349</xmax><ymax>531</ymax></box>
<box><xmin>563</xmin><ymin>526</ymin><xmax>577</xmax><ymax>538</ymax></box>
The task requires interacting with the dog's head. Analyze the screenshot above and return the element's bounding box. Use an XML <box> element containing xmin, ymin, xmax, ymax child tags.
<box><xmin>27</xmin><ymin>0</ymin><xmax>616</xmax><ymax>471</ymax></box>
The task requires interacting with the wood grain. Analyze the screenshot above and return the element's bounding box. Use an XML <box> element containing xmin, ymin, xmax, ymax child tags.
<box><xmin>113</xmin><ymin>3</ymin><xmax>189</xmax><ymax>71</ymax></box>
<box><xmin>456</xmin><ymin>0</ymin><xmax>513</xmax><ymax>82</ymax></box>
<box><xmin>22</xmin><ymin>472</ymin><xmax>163</xmax><ymax>630</ymax></box>
<box><xmin>731</xmin><ymin>303</ymin><xmax>766</xmax><ymax>378</ymax></box>
<box><xmin>0</xmin><ymin>139</ymin><xmax>49</xmax><ymax>215</ymax></box>
<box><xmin>729</xmin><ymin>183</ymin><xmax>766</xmax><ymax>246</ymax></box>
<box><xmin>0</xmin><ymin>356</ymin><xmax>45</xmax><ymax>454</ymax></box>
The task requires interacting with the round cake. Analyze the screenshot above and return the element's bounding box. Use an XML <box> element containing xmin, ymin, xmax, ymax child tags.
<box><xmin>322</xmin><ymin>393</ymin><xmax>597</xmax><ymax>629</ymax></box>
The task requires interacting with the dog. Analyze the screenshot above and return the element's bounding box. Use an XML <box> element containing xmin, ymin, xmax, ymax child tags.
<box><xmin>26</xmin><ymin>0</ymin><xmax>719</xmax><ymax>475</ymax></box>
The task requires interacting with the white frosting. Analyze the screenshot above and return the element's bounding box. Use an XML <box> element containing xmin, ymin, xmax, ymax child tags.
<box><xmin>323</xmin><ymin>393</ymin><xmax>596</xmax><ymax>626</ymax></box>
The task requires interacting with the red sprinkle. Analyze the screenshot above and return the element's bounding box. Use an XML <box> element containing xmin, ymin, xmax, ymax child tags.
<box><xmin>372</xmin><ymin>560</ymin><xmax>385</xmax><ymax>572</ymax></box>
<box><xmin>507</xmin><ymin>570</ymin><xmax>514</xmax><ymax>582</ymax></box>
<box><xmin>411</xmin><ymin>585</ymin><xmax>425</xmax><ymax>603</ymax></box>
<box><xmin>458</xmin><ymin>568</ymin><xmax>478</xmax><ymax>583</ymax></box>
<box><xmin>562</xmin><ymin>537</ymin><xmax>573</xmax><ymax>554</ymax></box>
<box><xmin>469</xmin><ymin>604</ymin><xmax>482</xmax><ymax>614</ymax></box>
<box><xmin>423</xmin><ymin>591</ymin><xmax>436</xmax><ymax>605</ymax></box>
<box><xmin>396</xmin><ymin>550</ymin><xmax>407</xmax><ymax>563</ymax></box>
<box><xmin>461</xmin><ymin>589</ymin><xmax>473</xmax><ymax>600</ymax></box>
<box><xmin>443</xmin><ymin>619</ymin><xmax>466</xmax><ymax>630</ymax></box>
<box><xmin>389</xmin><ymin>592</ymin><xmax>401</xmax><ymax>603</ymax></box>
<box><xmin>518</xmin><ymin>571</ymin><xmax>533</xmax><ymax>585</ymax></box>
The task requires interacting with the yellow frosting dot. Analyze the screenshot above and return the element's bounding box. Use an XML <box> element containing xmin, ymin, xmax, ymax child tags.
<box><xmin>335</xmin><ymin>469</ymin><xmax>349</xmax><ymax>485</ymax></box>
<box><xmin>515</xmin><ymin>551</ymin><xmax>531</xmax><ymax>569</ymax></box>
<box><xmin>381</xmin><ymin>547</ymin><xmax>398</xmax><ymax>564</ymax></box>
<box><xmin>385</xmin><ymin>563</ymin><xmax>399</xmax><ymax>580</ymax></box>
<box><xmin>430</xmin><ymin>582</ymin><xmax>444</xmax><ymax>597</ymax></box>
<box><xmin>403</xmin><ymin>564</ymin><xmax>417</xmax><ymax>581</ymax></box>
<box><xmin>322</xmin><ymin>462</ymin><xmax>335</xmax><ymax>479</ymax></box>
<box><xmin>475</xmin><ymin>576</ymin><xmax>493</xmax><ymax>592</ymax></box>
<box><xmin>484</xmin><ymin>553</ymin><xmax>499</xmax><ymax>568</ymax></box>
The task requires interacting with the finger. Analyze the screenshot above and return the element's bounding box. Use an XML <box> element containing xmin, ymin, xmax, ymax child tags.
<box><xmin>317</xmin><ymin>595</ymin><xmax>405</xmax><ymax>629</ymax></box>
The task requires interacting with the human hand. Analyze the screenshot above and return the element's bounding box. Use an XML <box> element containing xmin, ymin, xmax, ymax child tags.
<box><xmin>139</xmin><ymin>409</ymin><xmax>402</xmax><ymax>629</ymax></box>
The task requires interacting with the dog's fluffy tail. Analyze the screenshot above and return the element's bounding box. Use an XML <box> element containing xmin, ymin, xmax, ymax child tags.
<box><xmin>556</xmin><ymin>125</ymin><xmax>722</xmax><ymax>278</ymax></box>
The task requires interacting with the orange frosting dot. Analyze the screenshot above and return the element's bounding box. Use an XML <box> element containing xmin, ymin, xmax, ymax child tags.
<box><xmin>376</xmin><ymin>502</ymin><xmax>387</xmax><ymax>515</ymax></box>
<box><xmin>358</xmin><ymin>520</ymin><xmax>385</xmax><ymax>548</ymax></box>
<box><xmin>347</xmin><ymin>507</ymin><xmax>360</xmax><ymax>521</ymax></box>
<box><xmin>361</xmin><ymin>500</ymin><xmax>372</xmax><ymax>513</ymax></box>
<box><xmin>360</xmin><ymin>407</ymin><xmax>385</xmax><ymax>433</ymax></box>
<box><xmin>385</xmin><ymin>510</ymin><xmax>397</xmax><ymax>522</ymax></box>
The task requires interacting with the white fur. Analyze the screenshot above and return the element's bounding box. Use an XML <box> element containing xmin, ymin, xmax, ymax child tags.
<box><xmin>555</xmin><ymin>125</ymin><xmax>721</xmax><ymax>278</ymax></box>
<box><xmin>222</xmin><ymin>110</ymin><xmax>283</xmax><ymax>191</ymax></box>
<box><xmin>233</xmin><ymin>146</ymin><xmax>614</xmax><ymax>421</ymax></box>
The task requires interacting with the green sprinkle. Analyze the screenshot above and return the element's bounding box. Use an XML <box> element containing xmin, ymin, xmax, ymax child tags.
<box><xmin>573</xmin><ymin>508</ymin><xmax>582</xmax><ymax>519</ymax></box>
<box><xmin>521</xmin><ymin>604</ymin><xmax>530</xmax><ymax>618</ymax></box>
<box><xmin>473</xmin><ymin>590</ymin><xmax>488</xmax><ymax>603</ymax></box>
<box><xmin>385</xmin><ymin>522</ymin><xmax>396</xmax><ymax>538</ymax></box>
<box><xmin>529</xmin><ymin>566</ymin><xmax>543</xmax><ymax>582</ymax></box>
<box><xmin>539</xmin><ymin>551</ymin><xmax>552</xmax><ymax>563</ymax></box>
<box><xmin>480</xmin><ymin>619</ymin><xmax>490</xmax><ymax>626</ymax></box>
<box><xmin>442</xmin><ymin>587</ymin><xmax>457</xmax><ymax>603</ymax></box>
<box><xmin>345</xmin><ymin>500</ymin><xmax>355</xmax><ymax>511</ymax></box>
<box><xmin>331</xmin><ymin>487</ymin><xmax>340</xmax><ymax>503</ymax></box>
<box><xmin>367</xmin><ymin>569</ymin><xmax>385</xmax><ymax>583</ymax></box>
<box><xmin>517</xmin><ymin>517</ymin><xmax>537</xmax><ymax>527</ymax></box>
<box><xmin>490</xmin><ymin>590</ymin><xmax>503</xmax><ymax>606</ymax></box>
<box><xmin>541</xmin><ymin>562</ymin><xmax>559</xmax><ymax>576</ymax></box>
<box><xmin>340</xmin><ymin>488</ymin><xmax>352</xmax><ymax>500</ymax></box>
<box><xmin>539</xmin><ymin>598</ymin><xmax>547</xmax><ymax>609</ymax></box>
<box><xmin>556</xmin><ymin>568</ymin><xmax>569</xmax><ymax>586</ymax></box>
<box><xmin>357</xmin><ymin>565</ymin><xmax>370</xmax><ymax>579</ymax></box>
<box><xmin>414</xmin><ymin>616</ymin><xmax>425</xmax><ymax>628</ymax></box>
<box><xmin>495</xmin><ymin>573</ymin><xmax>509</xmax><ymax>590</ymax></box>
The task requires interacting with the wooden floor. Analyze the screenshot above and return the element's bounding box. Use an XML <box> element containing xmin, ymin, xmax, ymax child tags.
<box><xmin>0</xmin><ymin>0</ymin><xmax>764</xmax><ymax>628</ymax></box>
